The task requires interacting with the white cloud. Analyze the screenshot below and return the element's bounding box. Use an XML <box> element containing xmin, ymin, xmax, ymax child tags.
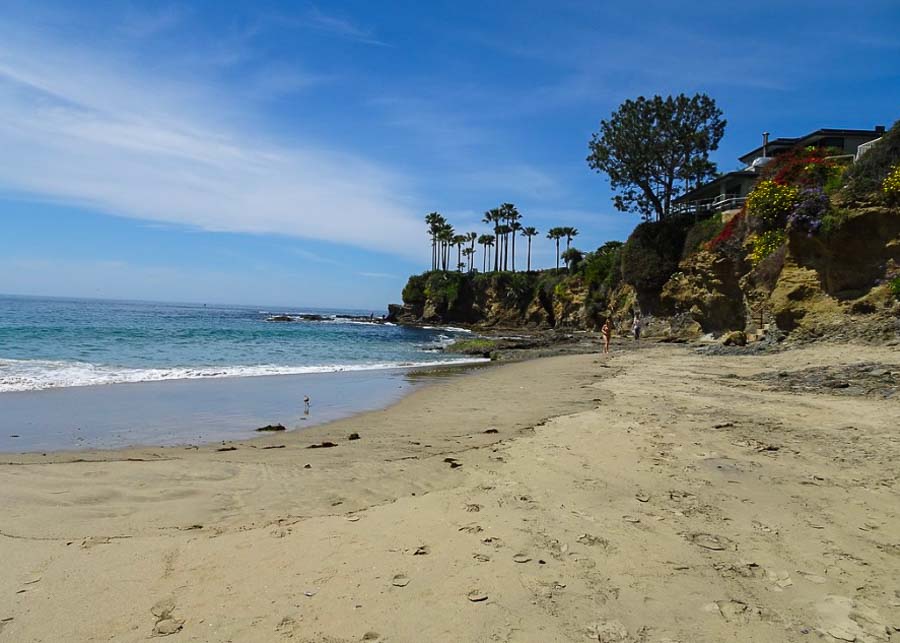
<box><xmin>0</xmin><ymin>19</ymin><xmax>424</xmax><ymax>259</ymax></box>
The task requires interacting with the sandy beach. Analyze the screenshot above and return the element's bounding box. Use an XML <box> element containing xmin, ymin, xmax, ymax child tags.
<box><xmin>2</xmin><ymin>342</ymin><xmax>899</xmax><ymax>642</ymax></box>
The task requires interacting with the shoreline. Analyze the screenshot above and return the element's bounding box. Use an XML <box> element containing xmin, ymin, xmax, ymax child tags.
<box><xmin>0</xmin><ymin>358</ymin><xmax>494</xmax><ymax>455</ymax></box>
<box><xmin>2</xmin><ymin>343</ymin><xmax>898</xmax><ymax>641</ymax></box>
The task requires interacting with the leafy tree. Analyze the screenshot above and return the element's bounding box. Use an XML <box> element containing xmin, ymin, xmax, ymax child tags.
<box><xmin>587</xmin><ymin>93</ymin><xmax>726</xmax><ymax>221</ymax></box>
<box><xmin>520</xmin><ymin>226</ymin><xmax>539</xmax><ymax>271</ymax></box>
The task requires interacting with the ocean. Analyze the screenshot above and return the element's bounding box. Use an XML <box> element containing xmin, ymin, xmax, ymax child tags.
<box><xmin>0</xmin><ymin>295</ymin><xmax>483</xmax><ymax>451</ymax></box>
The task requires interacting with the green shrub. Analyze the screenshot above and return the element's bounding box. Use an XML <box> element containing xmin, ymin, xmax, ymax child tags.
<box><xmin>890</xmin><ymin>276</ymin><xmax>900</xmax><ymax>299</ymax></box>
<box><xmin>424</xmin><ymin>271</ymin><xmax>466</xmax><ymax>310</ymax></box>
<box><xmin>402</xmin><ymin>274</ymin><xmax>428</xmax><ymax>304</ymax></box>
<box><xmin>820</xmin><ymin>207</ymin><xmax>850</xmax><ymax>237</ymax></box>
<box><xmin>746</xmin><ymin>180</ymin><xmax>799</xmax><ymax>227</ymax></box>
<box><xmin>581</xmin><ymin>241</ymin><xmax>623</xmax><ymax>295</ymax></box>
<box><xmin>845</xmin><ymin>121</ymin><xmax>900</xmax><ymax>200</ymax></box>
<box><xmin>621</xmin><ymin>217</ymin><xmax>692</xmax><ymax>293</ymax></box>
<box><xmin>682</xmin><ymin>215</ymin><xmax>723</xmax><ymax>257</ymax></box>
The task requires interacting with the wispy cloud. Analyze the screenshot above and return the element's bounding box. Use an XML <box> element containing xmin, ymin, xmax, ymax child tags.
<box><xmin>0</xmin><ymin>18</ymin><xmax>424</xmax><ymax>260</ymax></box>
<box><xmin>302</xmin><ymin>6</ymin><xmax>389</xmax><ymax>47</ymax></box>
<box><xmin>117</xmin><ymin>4</ymin><xmax>188</xmax><ymax>39</ymax></box>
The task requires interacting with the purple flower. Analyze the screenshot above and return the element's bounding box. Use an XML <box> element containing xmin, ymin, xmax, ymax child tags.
<box><xmin>788</xmin><ymin>188</ymin><xmax>829</xmax><ymax>234</ymax></box>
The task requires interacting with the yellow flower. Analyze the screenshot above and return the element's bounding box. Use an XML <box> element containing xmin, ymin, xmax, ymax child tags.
<box><xmin>883</xmin><ymin>164</ymin><xmax>900</xmax><ymax>198</ymax></box>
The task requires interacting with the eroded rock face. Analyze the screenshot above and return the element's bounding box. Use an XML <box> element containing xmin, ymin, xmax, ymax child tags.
<box><xmin>790</xmin><ymin>207</ymin><xmax>900</xmax><ymax>299</ymax></box>
<box><xmin>388</xmin><ymin>207</ymin><xmax>899</xmax><ymax>337</ymax></box>
<box><xmin>767</xmin><ymin>259</ymin><xmax>842</xmax><ymax>331</ymax></box>
<box><xmin>659</xmin><ymin>250</ymin><xmax>746</xmax><ymax>332</ymax></box>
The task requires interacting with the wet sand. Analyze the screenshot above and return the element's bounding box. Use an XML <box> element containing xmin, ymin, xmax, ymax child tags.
<box><xmin>0</xmin><ymin>367</ymin><xmax>432</xmax><ymax>452</ymax></box>
<box><xmin>1</xmin><ymin>343</ymin><xmax>899</xmax><ymax>641</ymax></box>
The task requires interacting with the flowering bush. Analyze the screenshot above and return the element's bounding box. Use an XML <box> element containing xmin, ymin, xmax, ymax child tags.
<box><xmin>883</xmin><ymin>163</ymin><xmax>900</xmax><ymax>201</ymax></box>
<box><xmin>706</xmin><ymin>211</ymin><xmax>743</xmax><ymax>250</ymax></box>
<box><xmin>746</xmin><ymin>180</ymin><xmax>799</xmax><ymax>227</ymax></box>
<box><xmin>762</xmin><ymin>145</ymin><xmax>843</xmax><ymax>188</ymax></box>
<box><xmin>749</xmin><ymin>229</ymin><xmax>787</xmax><ymax>265</ymax></box>
<box><xmin>788</xmin><ymin>188</ymin><xmax>829</xmax><ymax>235</ymax></box>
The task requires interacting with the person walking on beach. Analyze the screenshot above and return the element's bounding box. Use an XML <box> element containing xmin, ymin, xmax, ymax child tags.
<box><xmin>601</xmin><ymin>318</ymin><xmax>612</xmax><ymax>354</ymax></box>
<box><xmin>632</xmin><ymin>313</ymin><xmax>642</xmax><ymax>341</ymax></box>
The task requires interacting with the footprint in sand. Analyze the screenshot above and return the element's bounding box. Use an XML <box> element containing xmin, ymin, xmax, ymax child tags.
<box><xmin>688</xmin><ymin>532</ymin><xmax>733</xmax><ymax>551</ymax></box>
<box><xmin>391</xmin><ymin>574</ymin><xmax>410</xmax><ymax>587</ymax></box>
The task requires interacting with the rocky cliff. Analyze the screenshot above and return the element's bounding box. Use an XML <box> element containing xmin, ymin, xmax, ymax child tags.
<box><xmin>390</xmin><ymin>205</ymin><xmax>900</xmax><ymax>343</ymax></box>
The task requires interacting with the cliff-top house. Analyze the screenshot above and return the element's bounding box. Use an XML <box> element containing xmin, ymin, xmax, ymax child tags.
<box><xmin>673</xmin><ymin>125</ymin><xmax>887</xmax><ymax>216</ymax></box>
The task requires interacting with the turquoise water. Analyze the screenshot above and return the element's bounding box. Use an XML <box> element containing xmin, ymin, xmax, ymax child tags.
<box><xmin>0</xmin><ymin>295</ymin><xmax>477</xmax><ymax>392</ymax></box>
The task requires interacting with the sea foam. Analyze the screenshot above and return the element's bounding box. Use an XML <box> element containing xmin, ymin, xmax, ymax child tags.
<box><xmin>0</xmin><ymin>357</ymin><xmax>488</xmax><ymax>393</ymax></box>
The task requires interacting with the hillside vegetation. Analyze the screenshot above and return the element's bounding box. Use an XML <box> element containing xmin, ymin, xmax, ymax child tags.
<box><xmin>392</xmin><ymin>122</ymin><xmax>900</xmax><ymax>342</ymax></box>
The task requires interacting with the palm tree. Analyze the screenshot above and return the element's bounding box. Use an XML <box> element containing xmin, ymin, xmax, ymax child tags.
<box><xmin>563</xmin><ymin>227</ymin><xmax>579</xmax><ymax>252</ymax></box>
<box><xmin>465</xmin><ymin>232</ymin><xmax>477</xmax><ymax>272</ymax></box>
<box><xmin>547</xmin><ymin>227</ymin><xmax>564</xmax><ymax>272</ymax></box>
<box><xmin>453</xmin><ymin>234</ymin><xmax>467</xmax><ymax>272</ymax></box>
<box><xmin>478</xmin><ymin>234</ymin><xmax>495</xmax><ymax>273</ymax></box>
<box><xmin>462</xmin><ymin>247</ymin><xmax>475</xmax><ymax>272</ymax></box>
<box><xmin>499</xmin><ymin>203</ymin><xmax>520</xmax><ymax>272</ymax></box>
<box><xmin>437</xmin><ymin>224</ymin><xmax>454</xmax><ymax>271</ymax></box>
<box><xmin>425</xmin><ymin>212</ymin><xmax>445</xmax><ymax>271</ymax></box>
<box><xmin>495</xmin><ymin>224</ymin><xmax>511</xmax><ymax>271</ymax></box>
<box><xmin>509</xmin><ymin>220</ymin><xmax>522</xmax><ymax>272</ymax></box>
<box><xmin>521</xmin><ymin>226</ymin><xmax>538</xmax><ymax>271</ymax></box>
<box><xmin>482</xmin><ymin>208</ymin><xmax>502</xmax><ymax>271</ymax></box>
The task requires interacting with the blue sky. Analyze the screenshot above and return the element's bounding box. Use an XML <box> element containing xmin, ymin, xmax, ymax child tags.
<box><xmin>0</xmin><ymin>1</ymin><xmax>897</xmax><ymax>309</ymax></box>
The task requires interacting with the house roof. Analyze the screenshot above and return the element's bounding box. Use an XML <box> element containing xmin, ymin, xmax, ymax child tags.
<box><xmin>673</xmin><ymin>170</ymin><xmax>758</xmax><ymax>204</ymax></box>
<box><xmin>737</xmin><ymin>128</ymin><xmax>884</xmax><ymax>164</ymax></box>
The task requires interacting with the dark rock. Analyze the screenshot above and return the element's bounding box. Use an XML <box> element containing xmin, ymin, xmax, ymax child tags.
<box><xmin>256</xmin><ymin>424</ymin><xmax>286</xmax><ymax>432</ymax></box>
<box><xmin>216</xmin><ymin>446</ymin><xmax>237</xmax><ymax>452</ymax></box>
<box><xmin>484</xmin><ymin>428</ymin><xmax>499</xmax><ymax>434</ymax></box>
<box><xmin>307</xmin><ymin>441</ymin><xmax>338</xmax><ymax>449</ymax></box>
<box><xmin>266</xmin><ymin>314</ymin><xmax>294</xmax><ymax>322</ymax></box>
<box><xmin>386</xmin><ymin>304</ymin><xmax>404</xmax><ymax>322</ymax></box>
<box><xmin>348</xmin><ymin>432</ymin><xmax>361</xmax><ymax>441</ymax></box>
<box><xmin>722</xmin><ymin>330</ymin><xmax>747</xmax><ymax>347</ymax></box>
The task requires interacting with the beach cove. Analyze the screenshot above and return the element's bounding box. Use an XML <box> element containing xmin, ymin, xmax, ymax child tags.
<box><xmin>2</xmin><ymin>342</ymin><xmax>898</xmax><ymax>642</ymax></box>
